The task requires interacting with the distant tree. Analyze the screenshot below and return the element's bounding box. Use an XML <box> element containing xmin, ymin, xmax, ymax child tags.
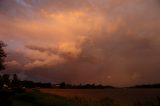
<box><xmin>60</xmin><ymin>82</ymin><xmax>66</xmax><ymax>88</ymax></box>
<box><xmin>11</xmin><ymin>74</ymin><xmax>19</xmax><ymax>87</ymax></box>
<box><xmin>13</xmin><ymin>74</ymin><xmax>18</xmax><ymax>81</ymax></box>
<box><xmin>0</xmin><ymin>41</ymin><xmax>6</xmax><ymax>71</ymax></box>
<box><xmin>2</xmin><ymin>74</ymin><xmax>10</xmax><ymax>86</ymax></box>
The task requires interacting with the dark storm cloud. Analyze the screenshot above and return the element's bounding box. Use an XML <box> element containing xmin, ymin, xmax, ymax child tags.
<box><xmin>0</xmin><ymin>0</ymin><xmax>160</xmax><ymax>86</ymax></box>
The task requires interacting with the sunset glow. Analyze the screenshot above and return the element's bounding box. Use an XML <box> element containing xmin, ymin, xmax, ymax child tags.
<box><xmin>0</xmin><ymin>0</ymin><xmax>160</xmax><ymax>87</ymax></box>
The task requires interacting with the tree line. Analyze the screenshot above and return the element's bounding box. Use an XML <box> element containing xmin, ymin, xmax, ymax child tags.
<box><xmin>0</xmin><ymin>74</ymin><xmax>52</xmax><ymax>89</ymax></box>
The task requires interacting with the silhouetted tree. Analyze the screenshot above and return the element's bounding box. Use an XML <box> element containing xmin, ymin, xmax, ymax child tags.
<box><xmin>0</xmin><ymin>41</ymin><xmax>6</xmax><ymax>71</ymax></box>
<box><xmin>0</xmin><ymin>42</ymin><xmax>13</xmax><ymax>106</ymax></box>
<box><xmin>11</xmin><ymin>74</ymin><xmax>19</xmax><ymax>88</ymax></box>
<box><xmin>60</xmin><ymin>82</ymin><xmax>66</xmax><ymax>88</ymax></box>
<box><xmin>2</xmin><ymin>74</ymin><xmax>10</xmax><ymax>87</ymax></box>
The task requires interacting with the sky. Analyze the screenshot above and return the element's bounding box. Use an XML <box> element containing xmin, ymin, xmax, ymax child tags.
<box><xmin>0</xmin><ymin>0</ymin><xmax>160</xmax><ymax>87</ymax></box>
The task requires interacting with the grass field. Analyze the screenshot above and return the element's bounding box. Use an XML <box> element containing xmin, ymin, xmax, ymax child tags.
<box><xmin>12</xmin><ymin>89</ymin><xmax>160</xmax><ymax>106</ymax></box>
<box><xmin>13</xmin><ymin>91</ymin><xmax>119</xmax><ymax>106</ymax></box>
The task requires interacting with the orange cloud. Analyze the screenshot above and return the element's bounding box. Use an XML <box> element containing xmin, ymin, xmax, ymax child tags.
<box><xmin>0</xmin><ymin>0</ymin><xmax>160</xmax><ymax>86</ymax></box>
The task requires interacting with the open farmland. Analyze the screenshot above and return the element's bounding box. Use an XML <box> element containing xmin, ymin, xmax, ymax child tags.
<box><xmin>40</xmin><ymin>88</ymin><xmax>160</xmax><ymax>105</ymax></box>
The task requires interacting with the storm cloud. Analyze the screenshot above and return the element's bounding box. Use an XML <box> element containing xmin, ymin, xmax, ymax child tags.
<box><xmin>0</xmin><ymin>0</ymin><xmax>160</xmax><ymax>86</ymax></box>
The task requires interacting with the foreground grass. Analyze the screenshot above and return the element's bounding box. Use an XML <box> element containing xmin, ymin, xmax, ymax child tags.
<box><xmin>13</xmin><ymin>91</ymin><xmax>120</xmax><ymax>106</ymax></box>
<box><xmin>12</xmin><ymin>90</ymin><xmax>160</xmax><ymax>106</ymax></box>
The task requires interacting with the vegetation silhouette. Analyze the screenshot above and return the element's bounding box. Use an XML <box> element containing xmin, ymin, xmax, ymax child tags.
<box><xmin>54</xmin><ymin>82</ymin><xmax>115</xmax><ymax>89</ymax></box>
<box><xmin>130</xmin><ymin>84</ymin><xmax>160</xmax><ymax>88</ymax></box>
<box><xmin>0</xmin><ymin>41</ymin><xmax>6</xmax><ymax>71</ymax></box>
<box><xmin>0</xmin><ymin>41</ymin><xmax>13</xmax><ymax>106</ymax></box>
